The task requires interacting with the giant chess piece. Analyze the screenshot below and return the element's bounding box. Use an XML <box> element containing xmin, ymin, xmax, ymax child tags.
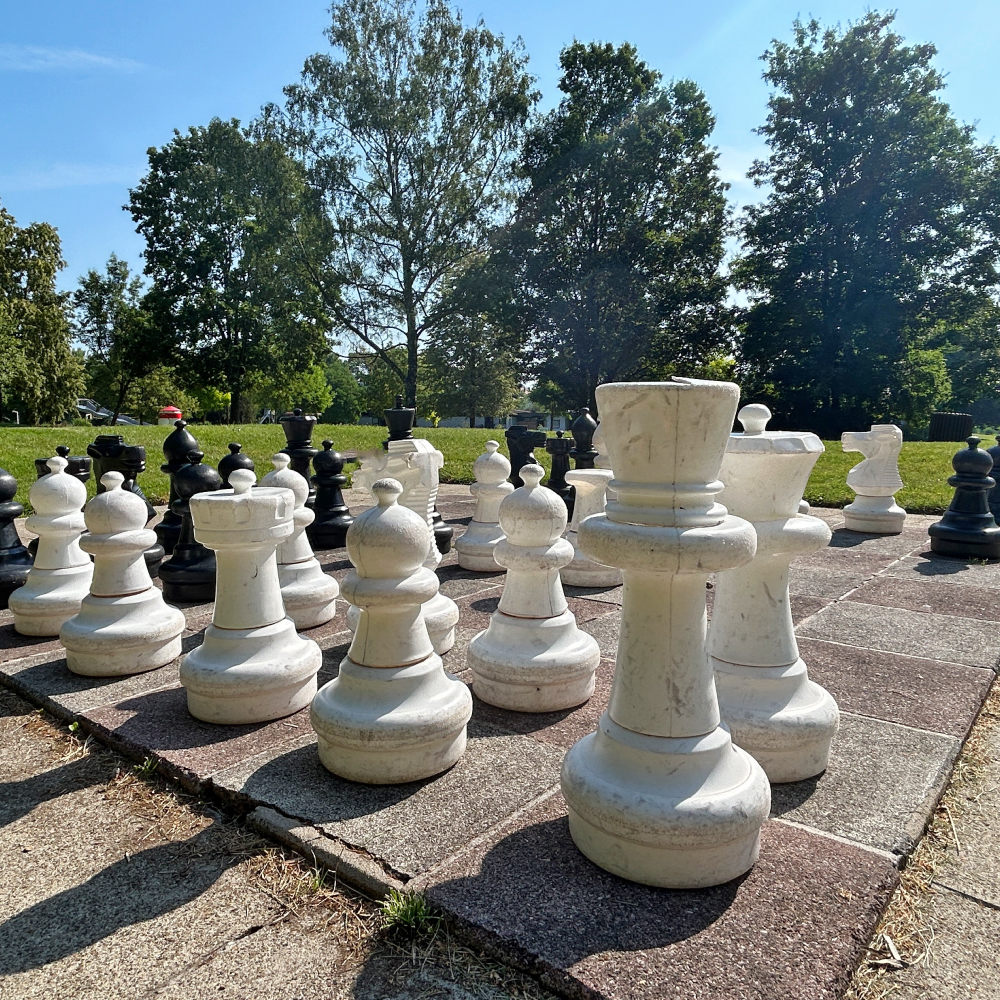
<box><xmin>560</xmin><ymin>378</ymin><xmax>770</xmax><ymax>888</ymax></box>
<box><xmin>561</xmin><ymin>462</ymin><xmax>621</xmax><ymax>588</ymax></box>
<box><xmin>505</xmin><ymin>425</ymin><xmax>547</xmax><ymax>488</ymax></box>
<box><xmin>987</xmin><ymin>435</ymin><xmax>1000</xmax><ymax>526</ymax></box>
<box><xmin>709</xmin><ymin>404</ymin><xmax>840</xmax><ymax>782</ymax></box>
<box><xmin>545</xmin><ymin>431</ymin><xmax>576</xmax><ymax>521</ymax></box>
<box><xmin>570</xmin><ymin>407</ymin><xmax>598</xmax><ymax>469</ymax></box>
<box><xmin>929</xmin><ymin>436</ymin><xmax>1000</xmax><ymax>560</ymax></box>
<box><xmin>455</xmin><ymin>441</ymin><xmax>513</xmax><ymax>572</ymax></box>
<box><xmin>60</xmin><ymin>473</ymin><xmax>185</xmax><ymax>676</ymax></box>
<box><xmin>10</xmin><ymin>457</ymin><xmax>94</xmax><ymax>636</ymax></box>
<box><xmin>34</xmin><ymin>444</ymin><xmax>92</xmax><ymax>485</ymax></box>
<box><xmin>259</xmin><ymin>454</ymin><xmax>338</xmax><ymax>629</ymax></box>
<box><xmin>468</xmin><ymin>465</ymin><xmax>600</xmax><ymax>711</ymax></box>
<box><xmin>179</xmin><ymin>469</ymin><xmax>322</xmax><ymax>723</ymax></box>
<box><xmin>841</xmin><ymin>424</ymin><xmax>906</xmax><ymax>533</ymax></box>
<box><xmin>307</xmin><ymin>440</ymin><xmax>353</xmax><ymax>549</ymax></box>
<box><xmin>156</xmin><ymin>420</ymin><xmax>199</xmax><ymax>556</ymax></box>
<box><xmin>280</xmin><ymin>408</ymin><xmax>319</xmax><ymax>506</ymax></box>
<box><xmin>0</xmin><ymin>468</ymin><xmax>33</xmax><ymax>609</ymax></box>
<box><xmin>159</xmin><ymin>452</ymin><xmax>221</xmax><ymax>604</ymax></box>
<box><xmin>217</xmin><ymin>442</ymin><xmax>255</xmax><ymax>488</ymax></box>
<box><xmin>311</xmin><ymin>478</ymin><xmax>472</xmax><ymax>783</ymax></box>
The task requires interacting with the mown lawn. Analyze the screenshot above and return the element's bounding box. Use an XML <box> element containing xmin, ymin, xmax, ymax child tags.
<box><xmin>0</xmin><ymin>424</ymin><xmax>968</xmax><ymax>515</ymax></box>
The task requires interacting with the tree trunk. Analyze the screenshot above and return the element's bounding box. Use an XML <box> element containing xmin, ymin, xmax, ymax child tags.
<box><xmin>111</xmin><ymin>377</ymin><xmax>130</xmax><ymax>426</ymax></box>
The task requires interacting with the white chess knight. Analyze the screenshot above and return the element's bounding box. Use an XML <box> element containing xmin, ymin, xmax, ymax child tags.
<box><xmin>259</xmin><ymin>454</ymin><xmax>338</xmax><ymax>629</ymax></box>
<box><xmin>311</xmin><ymin>478</ymin><xmax>472</xmax><ymax>783</ymax></box>
<box><xmin>179</xmin><ymin>469</ymin><xmax>321</xmax><ymax>724</ymax></box>
<box><xmin>560</xmin><ymin>379</ymin><xmax>770</xmax><ymax>889</ymax></box>
<box><xmin>467</xmin><ymin>465</ymin><xmax>600</xmax><ymax>712</ymax></box>
<box><xmin>841</xmin><ymin>424</ymin><xmax>906</xmax><ymax>533</ymax></box>
<box><xmin>10</xmin><ymin>456</ymin><xmax>93</xmax><ymax>636</ymax></box>
<box><xmin>709</xmin><ymin>404</ymin><xmax>840</xmax><ymax>783</ymax></box>
<box><xmin>60</xmin><ymin>472</ymin><xmax>186</xmax><ymax>676</ymax></box>
<box><xmin>351</xmin><ymin>438</ymin><xmax>459</xmax><ymax>652</ymax></box>
<box><xmin>455</xmin><ymin>441</ymin><xmax>513</xmax><ymax>572</ymax></box>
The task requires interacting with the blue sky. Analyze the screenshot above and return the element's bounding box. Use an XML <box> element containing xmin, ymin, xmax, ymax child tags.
<box><xmin>2</xmin><ymin>0</ymin><xmax>998</xmax><ymax>291</ymax></box>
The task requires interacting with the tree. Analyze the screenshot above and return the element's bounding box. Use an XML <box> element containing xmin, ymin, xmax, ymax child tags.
<box><xmin>321</xmin><ymin>355</ymin><xmax>363</xmax><ymax>423</ymax></box>
<box><xmin>128</xmin><ymin>118</ymin><xmax>336</xmax><ymax>421</ymax></box>
<box><xmin>0</xmin><ymin>202</ymin><xmax>84</xmax><ymax>424</ymax></box>
<box><xmin>733</xmin><ymin>13</ymin><xmax>1000</xmax><ymax>435</ymax></box>
<box><xmin>275</xmin><ymin>0</ymin><xmax>536</xmax><ymax>407</ymax></box>
<box><xmin>249</xmin><ymin>363</ymin><xmax>334</xmax><ymax>418</ymax></box>
<box><xmin>348</xmin><ymin>347</ymin><xmax>407</xmax><ymax>417</ymax></box>
<box><xmin>486</xmin><ymin>41</ymin><xmax>729</xmax><ymax>412</ymax></box>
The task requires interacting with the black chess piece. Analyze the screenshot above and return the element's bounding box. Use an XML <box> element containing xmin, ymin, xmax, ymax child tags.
<box><xmin>156</xmin><ymin>420</ymin><xmax>199</xmax><ymax>557</ymax></box>
<box><xmin>159</xmin><ymin>451</ymin><xmax>222</xmax><ymax>604</ymax></box>
<box><xmin>30</xmin><ymin>445</ymin><xmax>92</xmax><ymax>558</ymax></box>
<box><xmin>280</xmin><ymin>409</ymin><xmax>319</xmax><ymax>506</ymax></box>
<box><xmin>987</xmin><ymin>435</ymin><xmax>1000</xmax><ymax>526</ymax></box>
<box><xmin>218</xmin><ymin>442</ymin><xmax>255</xmax><ymax>488</ymax></box>
<box><xmin>570</xmin><ymin>407</ymin><xmax>599</xmax><ymax>469</ymax></box>
<box><xmin>545</xmin><ymin>430</ymin><xmax>576</xmax><ymax>521</ymax></box>
<box><xmin>0</xmin><ymin>468</ymin><xmax>33</xmax><ymax>609</ymax></box>
<box><xmin>505</xmin><ymin>425</ymin><xmax>548</xmax><ymax>488</ymax></box>
<box><xmin>307</xmin><ymin>440</ymin><xmax>354</xmax><ymax>550</ymax></box>
<box><xmin>929</xmin><ymin>436</ymin><xmax>1000</xmax><ymax>560</ymax></box>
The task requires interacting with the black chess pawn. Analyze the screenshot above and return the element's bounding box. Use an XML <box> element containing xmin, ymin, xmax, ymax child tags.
<box><xmin>929</xmin><ymin>436</ymin><xmax>1000</xmax><ymax>560</ymax></box>
<box><xmin>0</xmin><ymin>468</ymin><xmax>33</xmax><ymax>609</ymax></box>
<box><xmin>280</xmin><ymin>409</ymin><xmax>319</xmax><ymax>506</ymax></box>
<box><xmin>156</xmin><ymin>420</ymin><xmax>200</xmax><ymax>556</ymax></box>
<box><xmin>545</xmin><ymin>430</ymin><xmax>576</xmax><ymax>521</ymax></box>
<box><xmin>159</xmin><ymin>451</ymin><xmax>222</xmax><ymax>604</ymax></box>
<box><xmin>570</xmin><ymin>407</ymin><xmax>599</xmax><ymax>469</ymax></box>
<box><xmin>218</xmin><ymin>442</ymin><xmax>255</xmax><ymax>488</ymax></box>
<box><xmin>307</xmin><ymin>440</ymin><xmax>353</xmax><ymax>549</ymax></box>
<box><xmin>505</xmin><ymin>424</ymin><xmax>548</xmax><ymax>488</ymax></box>
<box><xmin>987</xmin><ymin>435</ymin><xmax>1000</xmax><ymax>526</ymax></box>
<box><xmin>30</xmin><ymin>445</ymin><xmax>92</xmax><ymax>557</ymax></box>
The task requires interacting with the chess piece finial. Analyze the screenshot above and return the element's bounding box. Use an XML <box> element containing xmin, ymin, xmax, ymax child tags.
<box><xmin>737</xmin><ymin>403</ymin><xmax>771</xmax><ymax>435</ymax></box>
<box><xmin>456</xmin><ymin>440</ymin><xmax>513</xmax><ymax>572</ymax></box>
<box><xmin>929</xmin><ymin>436</ymin><xmax>1000</xmax><ymax>559</ymax></box>
<box><xmin>0</xmin><ymin>468</ymin><xmax>33</xmax><ymax>609</ymax></box>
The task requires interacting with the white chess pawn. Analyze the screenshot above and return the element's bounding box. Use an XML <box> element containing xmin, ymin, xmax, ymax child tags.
<box><xmin>10</xmin><ymin>456</ymin><xmax>93</xmax><ymax>636</ymax></box>
<box><xmin>561</xmin><ymin>465</ymin><xmax>621</xmax><ymax>587</ymax></box>
<box><xmin>179</xmin><ymin>469</ymin><xmax>322</xmax><ymax>724</ymax></box>
<box><xmin>467</xmin><ymin>465</ymin><xmax>600</xmax><ymax>712</ymax></box>
<box><xmin>259</xmin><ymin>453</ymin><xmax>338</xmax><ymax>629</ymax></box>
<box><xmin>709</xmin><ymin>404</ymin><xmax>840</xmax><ymax>782</ymax></box>
<box><xmin>311</xmin><ymin>478</ymin><xmax>472</xmax><ymax>783</ymax></box>
<box><xmin>455</xmin><ymin>441</ymin><xmax>513</xmax><ymax>572</ymax></box>
<box><xmin>561</xmin><ymin>378</ymin><xmax>770</xmax><ymax>888</ymax></box>
<box><xmin>61</xmin><ymin>472</ymin><xmax>185</xmax><ymax>676</ymax></box>
<box><xmin>842</xmin><ymin>424</ymin><xmax>906</xmax><ymax>533</ymax></box>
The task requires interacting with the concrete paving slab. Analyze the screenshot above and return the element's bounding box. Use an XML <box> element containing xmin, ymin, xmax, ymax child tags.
<box><xmin>564</xmin><ymin>583</ymin><xmax>623</xmax><ymax>606</ymax></box>
<box><xmin>419</xmin><ymin>791</ymin><xmax>898</xmax><ymax>1000</ymax></box>
<box><xmin>845</xmin><ymin>574</ymin><xmax>1000</xmax><ymax>621</ymax></box>
<box><xmin>579</xmin><ymin>612</ymin><xmax>620</xmax><ymax>658</ymax></box>
<box><xmin>770</xmin><ymin>713</ymin><xmax>959</xmax><ymax>857</ymax></box>
<box><xmin>787</xmin><ymin>563</ymin><xmax>876</xmax><ymax>599</ymax></box>
<box><xmin>824</xmin><ymin>525</ymin><xmax>930</xmax><ymax>558</ymax></box>
<box><xmin>884</xmin><ymin>551</ymin><xmax>1000</xmax><ymax>589</ymax></box>
<box><xmin>437</xmin><ymin>567</ymin><xmax>507</xmax><ymax>600</ymax></box>
<box><xmin>796</xmin><ymin>600</ymin><xmax>999</xmax><ymax>670</ymax></box>
<box><xmin>0</xmin><ymin>622</ymin><xmax>63</xmax><ymax>664</ymax></box>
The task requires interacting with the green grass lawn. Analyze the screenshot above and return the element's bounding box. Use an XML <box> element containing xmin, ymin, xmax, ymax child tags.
<box><xmin>0</xmin><ymin>424</ymin><xmax>965</xmax><ymax>515</ymax></box>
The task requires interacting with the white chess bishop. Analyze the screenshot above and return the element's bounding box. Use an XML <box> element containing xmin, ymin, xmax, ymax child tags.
<box><xmin>455</xmin><ymin>441</ymin><xmax>513</xmax><ymax>572</ymax></box>
<box><xmin>10</xmin><ymin>456</ymin><xmax>93</xmax><ymax>636</ymax></box>
<box><xmin>351</xmin><ymin>438</ymin><xmax>459</xmax><ymax>653</ymax></box>
<box><xmin>560</xmin><ymin>379</ymin><xmax>771</xmax><ymax>888</ymax></box>
<box><xmin>467</xmin><ymin>465</ymin><xmax>600</xmax><ymax>712</ymax></box>
<box><xmin>311</xmin><ymin>478</ymin><xmax>472</xmax><ymax>784</ymax></box>
<box><xmin>178</xmin><ymin>469</ymin><xmax>322</xmax><ymax>724</ymax></box>
<box><xmin>61</xmin><ymin>472</ymin><xmax>185</xmax><ymax>676</ymax></box>
<box><xmin>842</xmin><ymin>424</ymin><xmax>906</xmax><ymax>533</ymax></box>
<box><xmin>709</xmin><ymin>404</ymin><xmax>840</xmax><ymax>782</ymax></box>
<box><xmin>259</xmin><ymin>454</ymin><xmax>338</xmax><ymax>629</ymax></box>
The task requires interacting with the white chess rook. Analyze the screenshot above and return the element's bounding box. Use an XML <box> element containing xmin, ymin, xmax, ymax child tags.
<box><xmin>61</xmin><ymin>472</ymin><xmax>185</xmax><ymax>676</ymax></box>
<box><xmin>709</xmin><ymin>404</ymin><xmax>840</xmax><ymax>783</ymax></box>
<box><xmin>560</xmin><ymin>379</ymin><xmax>771</xmax><ymax>888</ymax></box>
<box><xmin>311</xmin><ymin>478</ymin><xmax>472</xmax><ymax>783</ymax></box>
<box><xmin>179</xmin><ymin>469</ymin><xmax>321</xmax><ymax>724</ymax></box>
<box><xmin>842</xmin><ymin>424</ymin><xmax>906</xmax><ymax>533</ymax></box>
<box><xmin>467</xmin><ymin>465</ymin><xmax>600</xmax><ymax>712</ymax></box>
<box><xmin>10</xmin><ymin>456</ymin><xmax>93</xmax><ymax>636</ymax></box>
<box><xmin>259</xmin><ymin>454</ymin><xmax>338</xmax><ymax>629</ymax></box>
<box><xmin>456</xmin><ymin>441</ymin><xmax>513</xmax><ymax>572</ymax></box>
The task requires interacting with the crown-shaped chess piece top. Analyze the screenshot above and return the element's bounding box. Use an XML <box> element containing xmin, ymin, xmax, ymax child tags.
<box><xmin>930</xmin><ymin>436</ymin><xmax>1000</xmax><ymax>560</ymax></box>
<box><xmin>311</xmin><ymin>478</ymin><xmax>472</xmax><ymax>783</ymax></box>
<box><xmin>218</xmin><ymin>442</ymin><xmax>255</xmax><ymax>488</ymax></box>
<box><xmin>307</xmin><ymin>440</ymin><xmax>353</xmax><ymax>549</ymax></box>
<box><xmin>456</xmin><ymin>441</ymin><xmax>513</xmax><ymax>572</ymax></box>
<box><xmin>570</xmin><ymin>407</ymin><xmax>599</xmax><ymax>469</ymax></box>
<box><xmin>0</xmin><ymin>468</ymin><xmax>33</xmax><ymax>609</ymax></box>
<box><xmin>384</xmin><ymin>394</ymin><xmax>416</xmax><ymax>442</ymax></box>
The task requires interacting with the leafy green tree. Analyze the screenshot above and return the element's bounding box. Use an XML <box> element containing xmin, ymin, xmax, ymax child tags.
<box><xmin>128</xmin><ymin>118</ymin><xmax>336</xmax><ymax>422</ymax></box>
<box><xmin>321</xmin><ymin>356</ymin><xmax>363</xmax><ymax>423</ymax></box>
<box><xmin>733</xmin><ymin>13</ymin><xmax>1000</xmax><ymax>435</ymax></box>
<box><xmin>249</xmin><ymin>363</ymin><xmax>334</xmax><ymax>418</ymax></box>
<box><xmin>275</xmin><ymin>0</ymin><xmax>536</xmax><ymax>408</ymax></box>
<box><xmin>348</xmin><ymin>347</ymin><xmax>407</xmax><ymax>417</ymax></box>
<box><xmin>486</xmin><ymin>41</ymin><xmax>729</xmax><ymax>412</ymax></box>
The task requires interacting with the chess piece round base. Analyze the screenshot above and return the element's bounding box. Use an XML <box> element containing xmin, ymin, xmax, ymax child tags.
<box><xmin>561</xmin><ymin>713</ymin><xmax>771</xmax><ymax>888</ymax></box>
<box><xmin>468</xmin><ymin>610</ymin><xmax>599</xmax><ymax>712</ymax></box>
<box><xmin>311</xmin><ymin>653</ymin><xmax>472</xmax><ymax>784</ymax></box>
<box><xmin>279</xmin><ymin>558</ymin><xmax>338</xmax><ymax>630</ymax></box>
<box><xmin>180</xmin><ymin>618</ymin><xmax>321</xmax><ymax>724</ymax></box>
<box><xmin>712</xmin><ymin>657</ymin><xmax>839</xmax><ymax>782</ymax></box>
<box><xmin>455</xmin><ymin>520</ymin><xmax>505</xmax><ymax>572</ymax></box>
<box><xmin>10</xmin><ymin>564</ymin><xmax>93</xmax><ymax>636</ymax></box>
<box><xmin>843</xmin><ymin>496</ymin><xmax>906</xmax><ymax>534</ymax></box>
<box><xmin>929</xmin><ymin>525</ymin><xmax>1000</xmax><ymax>560</ymax></box>
<box><xmin>560</xmin><ymin>540</ymin><xmax>622</xmax><ymax>587</ymax></box>
<box><xmin>347</xmin><ymin>591</ymin><xmax>458</xmax><ymax>655</ymax></box>
<box><xmin>62</xmin><ymin>589</ymin><xmax>185</xmax><ymax>676</ymax></box>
